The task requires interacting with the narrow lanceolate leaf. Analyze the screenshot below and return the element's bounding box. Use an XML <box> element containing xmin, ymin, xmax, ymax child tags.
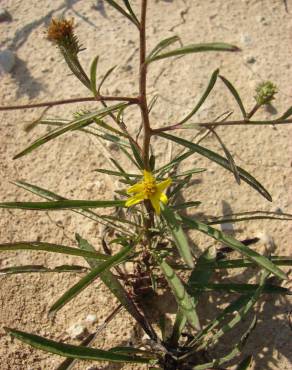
<box><xmin>90</xmin><ymin>55</ymin><xmax>99</xmax><ymax>96</ymax></box>
<box><xmin>188</xmin><ymin>295</ymin><xmax>251</xmax><ymax>347</ymax></box>
<box><xmin>207</xmin><ymin>210</ymin><xmax>292</xmax><ymax>225</ymax></box>
<box><xmin>14</xmin><ymin>103</ymin><xmax>127</xmax><ymax>159</ymax></box>
<box><xmin>188</xmin><ymin>282</ymin><xmax>289</xmax><ymax>295</ymax></box>
<box><xmin>156</xmin><ymin>256</ymin><xmax>200</xmax><ymax>330</ymax></box>
<box><xmin>98</xmin><ymin>66</ymin><xmax>117</xmax><ymax>94</ymax></box>
<box><xmin>121</xmin><ymin>0</ymin><xmax>140</xmax><ymax>26</ymax></box>
<box><xmin>179</xmin><ymin>69</ymin><xmax>219</xmax><ymax>124</ymax></box>
<box><xmin>277</xmin><ymin>106</ymin><xmax>292</xmax><ymax>120</ymax></box>
<box><xmin>208</xmin><ymin>256</ymin><xmax>292</xmax><ymax>269</ymax></box>
<box><xmin>182</xmin><ymin>216</ymin><xmax>287</xmax><ymax>280</ymax></box>
<box><xmin>161</xmin><ymin>204</ymin><xmax>194</xmax><ymax>268</ymax></box>
<box><xmin>5</xmin><ymin>328</ymin><xmax>154</xmax><ymax>364</ymax></box>
<box><xmin>220</xmin><ymin>75</ymin><xmax>247</xmax><ymax>118</ymax></box>
<box><xmin>0</xmin><ymin>199</ymin><xmax>125</xmax><ymax>211</ymax></box>
<box><xmin>104</xmin><ymin>1</ymin><xmax>139</xmax><ymax>27</ymax></box>
<box><xmin>191</xmin><ymin>316</ymin><xmax>257</xmax><ymax>370</ymax></box>
<box><xmin>170</xmin><ymin>248</ymin><xmax>216</xmax><ymax>345</ymax></box>
<box><xmin>147</xmin><ymin>35</ymin><xmax>180</xmax><ymax>62</ymax></box>
<box><xmin>49</xmin><ymin>244</ymin><xmax>132</xmax><ymax>316</ymax></box>
<box><xmin>209</xmin><ymin>127</ymin><xmax>241</xmax><ymax>184</ymax></box>
<box><xmin>147</xmin><ymin>42</ymin><xmax>240</xmax><ymax>63</ymax></box>
<box><xmin>172</xmin><ymin>201</ymin><xmax>201</xmax><ymax>210</ymax></box>
<box><xmin>11</xmin><ymin>180</ymin><xmax>120</xmax><ymax>231</ymax></box>
<box><xmin>158</xmin><ymin>132</ymin><xmax>272</xmax><ymax>201</ymax></box>
<box><xmin>0</xmin><ymin>242</ymin><xmax>107</xmax><ymax>260</ymax></box>
<box><xmin>76</xmin><ymin>234</ymin><xmax>157</xmax><ymax>340</ymax></box>
<box><xmin>0</xmin><ymin>265</ymin><xmax>87</xmax><ymax>276</ymax></box>
<box><xmin>204</xmin><ymin>271</ymin><xmax>268</xmax><ymax>348</ymax></box>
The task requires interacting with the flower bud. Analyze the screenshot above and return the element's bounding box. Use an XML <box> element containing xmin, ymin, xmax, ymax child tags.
<box><xmin>47</xmin><ymin>18</ymin><xmax>81</xmax><ymax>56</ymax></box>
<box><xmin>254</xmin><ymin>81</ymin><xmax>278</xmax><ymax>105</ymax></box>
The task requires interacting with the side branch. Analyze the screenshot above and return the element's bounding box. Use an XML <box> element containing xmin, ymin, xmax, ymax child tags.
<box><xmin>0</xmin><ymin>96</ymin><xmax>139</xmax><ymax>111</ymax></box>
<box><xmin>152</xmin><ymin>118</ymin><xmax>292</xmax><ymax>133</ymax></box>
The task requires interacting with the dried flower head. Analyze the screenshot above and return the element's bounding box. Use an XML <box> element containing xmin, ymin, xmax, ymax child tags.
<box><xmin>47</xmin><ymin>18</ymin><xmax>81</xmax><ymax>55</ymax></box>
<box><xmin>255</xmin><ymin>81</ymin><xmax>278</xmax><ymax>106</ymax></box>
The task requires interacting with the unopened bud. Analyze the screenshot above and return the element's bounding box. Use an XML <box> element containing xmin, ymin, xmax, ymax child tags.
<box><xmin>254</xmin><ymin>81</ymin><xmax>277</xmax><ymax>105</ymax></box>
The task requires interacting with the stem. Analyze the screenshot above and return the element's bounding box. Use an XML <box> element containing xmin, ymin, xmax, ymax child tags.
<box><xmin>152</xmin><ymin>118</ymin><xmax>292</xmax><ymax>133</ymax></box>
<box><xmin>0</xmin><ymin>95</ymin><xmax>139</xmax><ymax>111</ymax></box>
<box><xmin>139</xmin><ymin>0</ymin><xmax>152</xmax><ymax>170</ymax></box>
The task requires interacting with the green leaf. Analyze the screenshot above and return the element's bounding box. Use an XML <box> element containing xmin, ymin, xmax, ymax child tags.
<box><xmin>98</xmin><ymin>65</ymin><xmax>117</xmax><ymax>94</ymax></box>
<box><xmin>121</xmin><ymin>0</ymin><xmax>140</xmax><ymax>26</ymax></box>
<box><xmin>182</xmin><ymin>216</ymin><xmax>287</xmax><ymax>280</ymax></box>
<box><xmin>179</xmin><ymin>69</ymin><xmax>219</xmax><ymax>124</ymax></box>
<box><xmin>5</xmin><ymin>328</ymin><xmax>154</xmax><ymax>364</ymax></box>
<box><xmin>161</xmin><ymin>204</ymin><xmax>194</xmax><ymax>268</ymax></box>
<box><xmin>158</xmin><ymin>132</ymin><xmax>272</xmax><ymax>201</ymax></box>
<box><xmin>90</xmin><ymin>55</ymin><xmax>99</xmax><ymax>96</ymax></box>
<box><xmin>14</xmin><ymin>103</ymin><xmax>127</xmax><ymax>159</ymax></box>
<box><xmin>207</xmin><ymin>210</ymin><xmax>292</xmax><ymax>225</ymax></box>
<box><xmin>210</xmin><ymin>127</ymin><xmax>241</xmax><ymax>184</ymax></box>
<box><xmin>11</xmin><ymin>180</ymin><xmax>127</xmax><ymax>234</ymax></box>
<box><xmin>188</xmin><ymin>282</ymin><xmax>289</xmax><ymax>295</ymax></box>
<box><xmin>147</xmin><ymin>42</ymin><xmax>240</xmax><ymax>63</ymax></box>
<box><xmin>129</xmin><ymin>140</ymin><xmax>144</xmax><ymax>169</ymax></box>
<box><xmin>190</xmin><ymin>316</ymin><xmax>257</xmax><ymax>369</ymax></box>
<box><xmin>0</xmin><ymin>199</ymin><xmax>125</xmax><ymax>211</ymax></box>
<box><xmin>170</xmin><ymin>247</ymin><xmax>216</xmax><ymax>345</ymax></box>
<box><xmin>0</xmin><ymin>264</ymin><xmax>87</xmax><ymax>275</ymax></box>
<box><xmin>236</xmin><ymin>355</ymin><xmax>253</xmax><ymax>370</ymax></box>
<box><xmin>172</xmin><ymin>201</ymin><xmax>201</xmax><ymax>210</ymax></box>
<box><xmin>168</xmin><ymin>174</ymin><xmax>192</xmax><ymax>199</ymax></box>
<box><xmin>0</xmin><ymin>241</ymin><xmax>107</xmax><ymax>260</ymax></box>
<box><xmin>147</xmin><ymin>35</ymin><xmax>181</xmax><ymax>61</ymax></box>
<box><xmin>205</xmin><ymin>271</ymin><xmax>268</xmax><ymax>347</ymax></box>
<box><xmin>49</xmin><ymin>244</ymin><xmax>132</xmax><ymax>316</ymax></box>
<box><xmin>76</xmin><ymin>234</ymin><xmax>157</xmax><ymax>340</ymax></box>
<box><xmin>172</xmin><ymin>168</ymin><xmax>206</xmax><ymax>178</ymax></box>
<box><xmin>94</xmin><ymin>168</ymin><xmax>139</xmax><ymax>179</ymax></box>
<box><xmin>209</xmin><ymin>256</ymin><xmax>292</xmax><ymax>269</ymax></box>
<box><xmin>188</xmin><ymin>295</ymin><xmax>251</xmax><ymax>347</ymax></box>
<box><xmin>278</xmin><ymin>106</ymin><xmax>292</xmax><ymax>120</ymax></box>
<box><xmin>220</xmin><ymin>75</ymin><xmax>247</xmax><ymax>118</ymax></box>
<box><xmin>104</xmin><ymin>0</ymin><xmax>139</xmax><ymax>27</ymax></box>
<box><xmin>156</xmin><ymin>256</ymin><xmax>200</xmax><ymax>330</ymax></box>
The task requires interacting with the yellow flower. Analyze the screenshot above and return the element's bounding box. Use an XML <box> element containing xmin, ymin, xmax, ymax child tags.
<box><xmin>125</xmin><ymin>170</ymin><xmax>172</xmax><ymax>215</ymax></box>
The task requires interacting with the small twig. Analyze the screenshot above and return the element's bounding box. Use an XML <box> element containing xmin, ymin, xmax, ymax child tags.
<box><xmin>0</xmin><ymin>95</ymin><xmax>139</xmax><ymax>111</ymax></box>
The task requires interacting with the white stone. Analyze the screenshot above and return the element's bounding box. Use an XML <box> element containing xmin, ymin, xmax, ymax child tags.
<box><xmin>67</xmin><ymin>323</ymin><xmax>86</xmax><ymax>339</ymax></box>
<box><xmin>0</xmin><ymin>50</ymin><xmax>15</xmax><ymax>74</ymax></box>
<box><xmin>85</xmin><ymin>314</ymin><xmax>97</xmax><ymax>323</ymax></box>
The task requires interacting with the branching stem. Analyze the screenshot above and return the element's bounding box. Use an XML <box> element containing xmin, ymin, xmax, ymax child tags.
<box><xmin>0</xmin><ymin>95</ymin><xmax>139</xmax><ymax>111</ymax></box>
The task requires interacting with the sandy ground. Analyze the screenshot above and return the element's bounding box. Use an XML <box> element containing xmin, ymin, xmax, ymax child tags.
<box><xmin>0</xmin><ymin>0</ymin><xmax>291</xmax><ymax>369</ymax></box>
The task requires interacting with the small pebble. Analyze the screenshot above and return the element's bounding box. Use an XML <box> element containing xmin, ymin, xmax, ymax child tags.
<box><xmin>67</xmin><ymin>323</ymin><xmax>87</xmax><ymax>339</ymax></box>
<box><xmin>246</xmin><ymin>56</ymin><xmax>256</xmax><ymax>64</ymax></box>
<box><xmin>0</xmin><ymin>50</ymin><xmax>16</xmax><ymax>74</ymax></box>
<box><xmin>85</xmin><ymin>314</ymin><xmax>97</xmax><ymax>323</ymax></box>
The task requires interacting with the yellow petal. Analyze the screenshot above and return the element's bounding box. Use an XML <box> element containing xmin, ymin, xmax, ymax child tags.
<box><xmin>125</xmin><ymin>193</ymin><xmax>145</xmax><ymax>207</ymax></box>
<box><xmin>156</xmin><ymin>178</ymin><xmax>172</xmax><ymax>192</ymax></box>
<box><xmin>127</xmin><ymin>182</ymin><xmax>144</xmax><ymax>194</ymax></box>
<box><xmin>150</xmin><ymin>192</ymin><xmax>161</xmax><ymax>215</ymax></box>
<box><xmin>160</xmin><ymin>192</ymin><xmax>168</xmax><ymax>205</ymax></box>
<box><xmin>143</xmin><ymin>170</ymin><xmax>155</xmax><ymax>183</ymax></box>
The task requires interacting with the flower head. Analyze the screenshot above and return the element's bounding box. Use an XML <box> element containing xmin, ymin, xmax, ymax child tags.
<box><xmin>47</xmin><ymin>18</ymin><xmax>81</xmax><ymax>55</ymax></box>
<box><xmin>125</xmin><ymin>170</ymin><xmax>172</xmax><ymax>215</ymax></box>
<box><xmin>255</xmin><ymin>81</ymin><xmax>278</xmax><ymax>106</ymax></box>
